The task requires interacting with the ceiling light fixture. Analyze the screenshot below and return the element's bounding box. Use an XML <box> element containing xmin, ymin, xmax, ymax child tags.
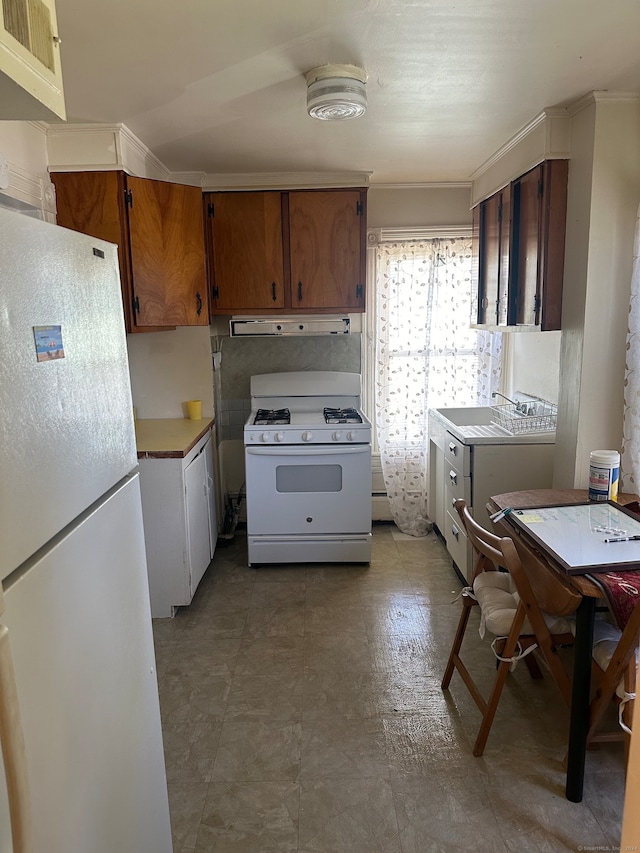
<box><xmin>305</xmin><ymin>64</ymin><xmax>367</xmax><ymax>121</ymax></box>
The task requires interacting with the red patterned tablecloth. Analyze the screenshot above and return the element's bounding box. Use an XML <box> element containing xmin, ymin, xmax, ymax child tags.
<box><xmin>590</xmin><ymin>570</ymin><xmax>640</xmax><ymax>630</ymax></box>
<box><xmin>592</xmin><ymin>501</ymin><xmax>640</xmax><ymax>629</ymax></box>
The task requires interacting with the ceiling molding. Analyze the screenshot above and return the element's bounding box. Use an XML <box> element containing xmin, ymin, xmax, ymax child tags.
<box><xmin>45</xmin><ymin>122</ymin><xmax>372</xmax><ymax>189</ymax></box>
<box><xmin>590</xmin><ymin>90</ymin><xmax>640</xmax><ymax>103</ymax></box>
<box><xmin>469</xmin><ymin>107</ymin><xmax>571</xmax><ymax>183</ymax></box>
<box><xmin>167</xmin><ymin>172</ymin><xmax>206</xmax><ymax>187</ymax></box>
<box><xmin>368</xmin><ymin>182</ymin><xmax>472</xmax><ymax>190</ymax></box>
<box><xmin>46</xmin><ymin>123</ymin><xmax>171</xmax><ymax>180</ymax></box>
<box><xmin>0</xmin><ymin>158</ymin><xmax>55</xmax><ymax>217</ymax></box>
<box><xmin>202</xmin><ymin>171</ymin><xmax>372</xmax><ymax>191</ymax></box>
<box><xmin>567</xmin><ymin>89</ymin><xmax>640</xmax><ymax>117</ymax></box>
<box><xmin>27</xmin><ymin>121</ymin><xmax>49</xmax><ymax>136</ymax></box>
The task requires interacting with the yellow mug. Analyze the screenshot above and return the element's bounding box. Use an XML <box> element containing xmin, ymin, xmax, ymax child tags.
<box><xmin>187</xmin><ymin>400</ymin><xmax>202</xmax><ymax>420</ymax></box>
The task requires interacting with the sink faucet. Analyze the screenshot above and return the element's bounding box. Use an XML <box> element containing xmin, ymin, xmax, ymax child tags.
<box><xmin>492</xmin><ymin>391</ymin><xmax>517</xmax><ymax>405</ymax></box>
<box><xmin>491</xmin><ymin>392</ymin><xmax>529</xmax><ymax>414</ymax></box>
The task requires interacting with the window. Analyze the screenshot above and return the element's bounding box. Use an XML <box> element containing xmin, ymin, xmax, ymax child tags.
<box><xmin>362</xmin><ymin>230</ymin><xmax>502</xmax><ymax>534</ymax></box>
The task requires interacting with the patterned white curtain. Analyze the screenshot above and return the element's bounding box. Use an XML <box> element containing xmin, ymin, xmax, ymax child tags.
<box><xmin>375</xmin><ymin>237</ymin><xmax>502</xmax><ymax>536</ymax></box>
<box><xmin>622</xmin><ymin>204</ymin><xmax>640</xmax><ymax>491</ymax></box>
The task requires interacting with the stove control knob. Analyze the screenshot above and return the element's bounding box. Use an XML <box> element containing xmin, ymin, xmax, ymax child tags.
<box><xmin>274</xmin><ymin>431</ymin><xmax>285</xmax><ymax>442</ymax></box>
<box><xmin>260</xmin><ymin>432</ymin><xmax>270</xmax><ymax>442</ymax></box>
<box><xmin>332</xmin><ymin>430</ymin><xmax>343</xmax><ymax>441</ymax></box>
<box><xmin>347</xmin><ymin>431</ymin><xmax>356</xmax><ymax>441</ymax></box>
<box><xmin>302</xmin><ymin>431</ymin><xmax>313</xmax><ymax>442</ymax></box>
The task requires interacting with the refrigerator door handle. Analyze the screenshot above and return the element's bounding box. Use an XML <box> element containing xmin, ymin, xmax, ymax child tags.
<box><xmin>0</xmin><ymin>588</ymin><xmax>32</xmax><ymax>853</ymax></box>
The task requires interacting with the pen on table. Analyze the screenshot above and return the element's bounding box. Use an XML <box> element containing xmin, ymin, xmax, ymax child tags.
<box><xmin>490</xmin><ymin>507</ymin><xmax>512</xmax><ymax>523</ymax></box>
<box><xmin>603</xmin><ymin>535</ymin><xmax>640</xmax><ymax>543</ymax></box>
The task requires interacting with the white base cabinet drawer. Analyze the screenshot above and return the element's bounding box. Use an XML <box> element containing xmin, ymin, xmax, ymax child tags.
<box><xmin>444</xmin><ymin>432</ymin><xmax>471</xmax><ymax>475</ymax></box>
<box><xmin>445</xmin><ymin>507</ymin><xmax>473</xmax><ymax>583</ymax></box>
<box><xmin>438</xmin><ymin>436</ymin><xmax>555</xmax><ymax>585</ymax></box>
<box><xmin>444</xmin><ymin>465</ymin><xmax>472</xmax><ymax>512</ymax></box>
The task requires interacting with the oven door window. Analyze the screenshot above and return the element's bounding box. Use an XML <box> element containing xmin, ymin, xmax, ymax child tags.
<box><xmin>276</xmin><ymin>464</ymin><xmax>342</xmax><ymax>493</ymax></box>
<box><xmin>245</xmin><ymin>445</ymin><xmax>371</xmax><ymax>535</ymax></box>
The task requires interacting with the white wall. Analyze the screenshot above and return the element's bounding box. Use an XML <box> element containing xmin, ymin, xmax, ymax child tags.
<box><xmin>507</xmin><ymin>332</ymin><xmax>561</xmax><ymax>403</ymax></box>
<box><xmin>367</xmin><ymin>184</ymin><xmax>472</xmax><ymax>228</ymax></box>
<box><xmin>555</xmin><ymin>95</ymin><xmax>640</xmax><ymax>488</ymax></box>
<box><xmin>126</xmin><ymin>326</ymin><xmax>214</xmax><ymax>419</ymax></box>
<box><xmin>0</xmin><ymin>121</ymin><xmax>55</xmax><ymax>218</ymax></box>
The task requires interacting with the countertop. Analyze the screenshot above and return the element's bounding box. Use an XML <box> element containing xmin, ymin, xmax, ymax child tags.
<box><xmin>429</xmin><ymin>407</ymin><xmax>556</xmax><ymax>446</ymax></box>
<box><xmin>135</xmin><ymin>417</ymin><xmax>214</xmax><ymax>459</ymax></box>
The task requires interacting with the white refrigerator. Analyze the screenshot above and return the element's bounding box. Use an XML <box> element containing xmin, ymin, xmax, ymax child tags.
<box><xmin>0</xmin><ymin>208</ymin><xmax>173</xmax><ymax>852</ymax></box>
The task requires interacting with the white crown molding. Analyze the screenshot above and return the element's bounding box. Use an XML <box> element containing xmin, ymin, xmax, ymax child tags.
<box><xmin>45</xmin><ymin>124</ymin><xmax>372</xmax><ymax>189</ymax></box>
<box><xmin>46</xmin><ymin>122</ymin><xmax>172</xmax><ymax>180</ymax></box>
<box><xmin>567</xmin><ymin>89</ymin><xmax>640</xmax><ymax>117</ymax></box>
<box><xmin>469</xmin><ymin>107</ymin><xmax>571</xmax><ymax>183</ymax></box>
<box><xmin>202</xmin><ymin>171</ymin><xmax>371</xmax><ymax>191</ymax></box>
<box><xmin>471</xmin><ymin>91</ymin><xmax>640</xmax><ymax>190</ymax></box>
<box><xmin>368</xmin><ymin>181</ymin><xmax>471</xmax><ymax>190</ymax></box>
<box><xmin>590</xmin><ymin>90</ymin><xmax>640</xmax><ymax>104</ymax></box>
<box><xmin>167</xmin><ymin>171</ymin><xmax>206</xmax><ymax>187</ymax></box>
<box><xmin>0</xmin><ymin>158</ymin><xmax>55</xmax><ymax>218</ymax></box>
<box><xmin>27</xmin><ymin>121</ymin><xmax>49</xmax><ymax>136</ymax></box>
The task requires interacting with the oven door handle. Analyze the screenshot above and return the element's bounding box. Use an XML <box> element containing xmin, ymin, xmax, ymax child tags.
<box><xmin>246</xmin><ymin>446</ymin><xmax>370</xmax><ymax>456</ymax></box>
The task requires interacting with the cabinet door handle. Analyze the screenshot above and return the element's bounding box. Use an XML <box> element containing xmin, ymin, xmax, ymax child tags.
<box><xmin>449</xmin><ymin>470</ymin><xmax>458</xmax><ymax>485</ymax></box>
<box><xmin>297</xmin><ymin>281</ymin><xmax>303</xmax><ymax>302</ymax></box>
<box><xmin>196</xmin><ymin>292</ymin><xmax>203</xmax><ymax>315</ymax></box>
<box><xmin>271</xmin><ymin>282</ymin><xmax>277</xmax><ymax>302</ymax></box>
<box><xmin>448</xmin><ymin>442</ymin><xmax>457</xmax><ymax>454</ymax></box>
<box><xmin>451</xmin><ymin>523</ymin><xmax>460</xmax><ymax>540</ymax></box>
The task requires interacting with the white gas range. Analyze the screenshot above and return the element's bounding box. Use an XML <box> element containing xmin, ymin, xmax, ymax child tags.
<box><xmin>243</xmin><ymin>371</ymin><xmax>372</xmax><ymax>566</ymax></box>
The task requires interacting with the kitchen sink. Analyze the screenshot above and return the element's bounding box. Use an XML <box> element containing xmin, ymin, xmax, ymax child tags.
<box><xmin>430</xmin><ymin>405</ymin><xmax>556</xmax><ymax>445</ymax></box>
<box><xmin>433</xmin><ymin>406</ymin><xmax>494</xmax><ymax>427</ymax></box>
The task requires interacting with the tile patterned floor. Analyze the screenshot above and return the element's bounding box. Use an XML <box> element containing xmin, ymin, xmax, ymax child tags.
<box><xmin>153</xmin><ymin>523</ymin><xmax>627</xmax><ymax>853</ymax></box>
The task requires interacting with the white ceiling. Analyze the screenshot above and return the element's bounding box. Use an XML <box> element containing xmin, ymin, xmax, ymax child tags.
<box><xmin>53</xmin><ymin>0</ymin><xmax>640</xmax><ymax>184</ymax></box>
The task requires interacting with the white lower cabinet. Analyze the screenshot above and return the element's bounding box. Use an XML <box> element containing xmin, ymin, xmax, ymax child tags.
<box><xmin>430</xmin><ymin>425</ymin><xmax>555</xmax><ymax>583</ymax></box>
<box><xmin>139</xmin><ymin>431</ymin><xmax>217</xmax><ymax>617</ymax></box>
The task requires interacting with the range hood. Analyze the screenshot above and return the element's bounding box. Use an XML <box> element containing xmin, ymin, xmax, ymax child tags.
<box><xmin>230</xmin><ymin>316</ymin><xmax>350</xmax><ymax>336</ymax></box>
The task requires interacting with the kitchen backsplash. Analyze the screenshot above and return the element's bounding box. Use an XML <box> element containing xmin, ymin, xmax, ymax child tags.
<box><xmin>215</xmin><ymin>334</ymin><xmax>361</xmax><ymax>441</ymax></box>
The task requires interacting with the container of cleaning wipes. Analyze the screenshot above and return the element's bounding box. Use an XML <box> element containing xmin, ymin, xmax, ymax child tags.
<box><xmin>588</xmin><ymin>450</ymin><xmax>620</xmax><ymax>501</ymax></box>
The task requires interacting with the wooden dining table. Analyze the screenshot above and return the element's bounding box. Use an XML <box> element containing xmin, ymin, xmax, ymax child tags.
<box><xmin>488</xmin><ymin>487</ymin><xmax>638</xmax><ymax>803</ymax></box>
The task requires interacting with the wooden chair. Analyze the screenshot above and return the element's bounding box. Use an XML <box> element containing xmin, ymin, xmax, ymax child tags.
<box><xmin>585</xmin><ymin>603</ymin><xmax>640</xmax><ymax>756</ymax></box>
<box><xmin>441</xmin><ymin>499</ymin><xmax>580</xmax><ymax>756</ymax></box>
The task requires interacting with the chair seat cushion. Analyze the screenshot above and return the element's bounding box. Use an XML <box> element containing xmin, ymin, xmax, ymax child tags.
<box><xmin>591</xmin><ymin>617</ymin><xmax>634</xmax><ymax>700</ymax></box>
<box><xmin>473</xmin><ymin>571</ymin><xmax>573</xmax><ymax>637</ymax></box>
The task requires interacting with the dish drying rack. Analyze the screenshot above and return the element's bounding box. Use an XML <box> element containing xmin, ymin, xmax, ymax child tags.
<box><xmin>491</xmin><ymin>400</ymin><xmax>557</xmax><ymax>435</ymax></box>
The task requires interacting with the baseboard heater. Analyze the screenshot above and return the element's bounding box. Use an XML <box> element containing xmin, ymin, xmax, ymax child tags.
<box><xmin>230</xmin><ymin>317</ymin><xmax>350</xmax><ymax>336</ymax></box>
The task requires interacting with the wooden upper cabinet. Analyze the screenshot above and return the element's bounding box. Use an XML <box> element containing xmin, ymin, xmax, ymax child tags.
<box><xmin>205</xmin><ymin>191</ymin><xmax>285</xmax><ymax>311</ymax></box>
<box><xmin>205</xmin><ymin>187</ymin><xmax>367</xmax><ymax>314</ymax></box>
<box><xmin>475</xmin><ymin>188</ymin><xmax>510</xmax><ymax>326</ymax></box>
<box><xmin>51</xmin><ymin>171</ymin><xmax>208</xmax><ymax>332</ymax></box>
<box><xmin>472</xmin><ymin>159</ymin><xmax>568</xmax><ymax>331</ymax></box>
<box><xmin>511</xmin><ymin>164</ymin><xmax>542</xmax><ymax>326</ymax></box>
<box><xmin>126</xmin><ymin>176</ymin><xmax>207</xmax><ymax>327</ymax></box>
<box><xmin>537</xmin><ymin>159</ymin><xmax>568</xmax><ymax>331</ymax></box>
<box><xmin>288</xmin><ymin>190</ymin><xmax>366</xmax><ymax>311</ymax></box>
<box><xmin>498</xmin><ymin>188</ymin><xmax>511</xmax><ymax>326</ymax></box>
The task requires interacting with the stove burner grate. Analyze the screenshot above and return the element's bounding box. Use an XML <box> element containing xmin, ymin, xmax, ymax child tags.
<box><xmin>254</xmin><ymin>408</ymin><xmax>291</xmax><ymax>425</ymax></box>
<box><xmin>323</xmin><ymin>407</ymin><xmax>363</xmax><ymax>425</ymax></box>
